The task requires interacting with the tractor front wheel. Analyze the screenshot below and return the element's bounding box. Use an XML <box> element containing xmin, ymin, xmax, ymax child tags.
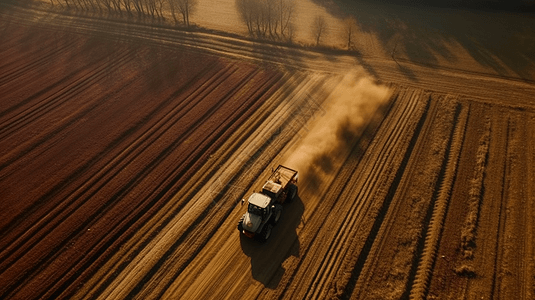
<box><xmin>237</xmin><ymin>215</ymin><xmax>244</xmax><ymax>232</ymax></box>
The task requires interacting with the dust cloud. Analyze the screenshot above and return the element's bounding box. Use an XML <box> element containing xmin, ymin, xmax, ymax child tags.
<box><xmin>284</xmin><ymin>73</ymin><xmax>392</xmax><ymax>190</ymax></box>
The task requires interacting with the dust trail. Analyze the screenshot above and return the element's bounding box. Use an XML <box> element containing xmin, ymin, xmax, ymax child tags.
<box><xmin>284</xmin><ymin>72</ymin><xmax>392</xmax><ymax>190</ymax></box>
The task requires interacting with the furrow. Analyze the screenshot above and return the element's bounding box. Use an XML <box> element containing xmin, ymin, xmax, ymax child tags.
<box><xmin>67</xmin><ymin>71</ymin><xmax>306</xmax><ymax>299</ymax></box>
<box><xmin>39</xmin><ymin>67</ymin><xmax>279</xmax><ymax>300</ymax></box>
<box><xmin>0</xmin><ymin>39</ymin><xmax>78</xmax><ymax>87</ymax></box>
<box><xmin>0</xmin><ymin>58</ymin><xmax>223</xmax><ymax>249</ymax></box>
<box><xmin>0</xmin><ymin>48</ymin><xmax>132</xmax><ymax>140</ymax></box>
<box><xmin>0</xmin><ymin>63</ymin><xmax>254</xmax><ymax>299</ymax></box>
<box><xmin>0</xmin><ymin>61</ymin><xmax>228</xmax><ymax>272</ymax></box>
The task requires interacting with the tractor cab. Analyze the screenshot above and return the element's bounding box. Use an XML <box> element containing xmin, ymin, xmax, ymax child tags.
<box><xmin>247</xmin><ymin>192</ymin><xmax>272</xmax><ymax>220</ymax></box>
<box><xmin>240</xmin><ymin>193</ymin><xmax>273</xmax><ymax>237</ymax></box>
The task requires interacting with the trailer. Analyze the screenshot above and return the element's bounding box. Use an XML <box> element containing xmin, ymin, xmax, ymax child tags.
<box><xmin>237</xmin><ymin>165</ymin><xmax>298</xmax><ymax>241</ymax></box>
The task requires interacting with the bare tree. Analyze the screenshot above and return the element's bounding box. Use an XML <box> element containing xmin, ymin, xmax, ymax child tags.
<box><xmin>101</xmin><ymin>0</ymin><xmax>112</xmax><ymax>12</ymax></box>
<box><xmin>111</xmin><ymin>0</ymin><xmax>122</xmax><ymax>14</ymax></box>
<box><xmin>155</xmin><ymin>0</ymin><xmax>165</xmax><ymax>19</ymax></box>
<box><xmin>175</xmin><ymin>0</ymin><xmax>198</xmax><ymax>26</ymax></box>
<box><xmin>236</xmin><ymin>0</ymin><xmax>254</xmax><ymax>34</ymax></box>
<box><xmin>264</xmin><ymin>0</ymin><xmax>275</xmax><ymax>36</ymax></box>
<box><xmin>237</xmin><ymin>0</ymin><xmax>295</xmax><ymax>39</ymax></box>
<box><xmin>132</xmin><ymin>0</ymin><xmax>144</xmax><ymax>17</ymax></box>
<box><xmin>50</xmin><ymin>0</ymin><xmax>61</xmax><ymax>7</ymax></box>
<box><xmin>143</xmin><ymin>0</ymin><xmax>156</xmax><ymax>18</ymax></box>
<box><xmin>312</xmin><ymin>15</ymin><xmax>327</xmax><ymax>46</ymax></box>
<box><xmin>122</xmin><ymin>0</ymin><xmax>133</xmax><ymax>15</ymax></box>
<box><xmin>87</xmin><ymin>0</ymin><xmax>97</xmax><ymax>10</ymax></box>
<box><xmin>277</xmin><ymin>0</ymin><xmax>294</xmax><ymax>38</ymax></box>
<box><xmin>72</xmin><ymin>0</ymin><xmax>82</xmax><ymax>10</ymax></box>
<box><xmin>344</xmin><ymin>16</ymin><xmax>357</xmax><ymax>50</ymax></box>
<box><xmin>167</xmin><ymin>0</ymin><xmax>179</xmax><ymax>24</ymax></box>
<box><xmin>62</xmin><ymin>0</ymin><xmax>72</xmax><ymax>9</ymax></box>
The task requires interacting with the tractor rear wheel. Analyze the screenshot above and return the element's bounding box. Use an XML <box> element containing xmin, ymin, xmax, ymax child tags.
<box><xmin>261</xmin><ymin>224</ymin><xmax>273</xmax><ymax>241</ymax></box>
<box><xmin>272</xmin><ymin>205</ymin><xmax>283</xmax><ymax>225</ymax></box>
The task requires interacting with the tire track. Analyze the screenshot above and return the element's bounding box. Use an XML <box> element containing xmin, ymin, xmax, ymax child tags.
<box><xmin>274</xmin><ymin>87</ymin><xmax>427</xmax><ymax>299</ymax></box>
<box><xmin>355</xmin><ymin>96</ymin><xmax>460</xmax><ymax>300</ymax></box>
<box><xmin>301</xmin><ymin>88</ymin><xmax>416</xmax><ymax>299</ymax></box>
<box><xmin>320</xmin><ymin>89</ymin><xmax>430</xmax><ymax>300</ymax></box>
<box><xmin>409</xmin><ymin>103</ymin><xmax>469</xmax><ymax>299</ymax></box>
<box><xmin>266</xmin><ymin>86</ymin><xmax>400</xmax><ymax>300</ymax></box>
<box><xmin>494</xmin><ymin>115</ymin><xmax>527</xmax><ymax>299</ymax></box>
<box><xmin>489</xmin><ymin>117</ymin><xmax>511</xmax><ymax>300</ymax></box>
<box><xmin>347</xmin><ymin>93</ymin><xmax>441</xmax><ymax>300</ymax></box>
<box><xmin>401</xmin><ymin>100</ymin><xmax>463</xmax><ymax>300</ymax></box>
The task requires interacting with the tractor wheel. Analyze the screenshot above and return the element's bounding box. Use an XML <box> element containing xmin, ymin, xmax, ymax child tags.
<box><xmin>261</xmin><ymin>224</ymin><xmax>273</xmax><ymax>241</ymax></box>
<box><xmin>237</xmin><ymin>215</ymin><xmax>244</xmax><ymax>232</ymax></box>
<box><xmin>272</xmin><ymin>205</ymin><xmax>283</xmax><ymax>225</ymax></box>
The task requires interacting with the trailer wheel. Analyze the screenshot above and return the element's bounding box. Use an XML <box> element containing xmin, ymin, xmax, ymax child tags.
<box><xmin>287</xmin><ymin>183</ymin><xmax>298</xmax><ymax>203</ymax></box>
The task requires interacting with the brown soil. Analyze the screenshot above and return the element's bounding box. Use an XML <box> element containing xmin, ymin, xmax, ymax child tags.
<box><xmin>0</xmin><ymin>3</ymin><xmax>533</xmax><ymax>300</ymax></box>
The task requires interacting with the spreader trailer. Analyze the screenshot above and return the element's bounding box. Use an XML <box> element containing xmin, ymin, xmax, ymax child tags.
<box><xmin>237</xmin><ymin>165</ymin><xmax>299</xmax><ymax>241</ymax></box>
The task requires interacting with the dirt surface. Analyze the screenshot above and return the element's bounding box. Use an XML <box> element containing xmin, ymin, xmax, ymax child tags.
<box><xmin>1</xmin><ymin>3</ymin><xmax>534</xmax><ymax>300</ymax></box>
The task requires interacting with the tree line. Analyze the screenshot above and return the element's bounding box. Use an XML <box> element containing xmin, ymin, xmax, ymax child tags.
<box><xmin>49</xmin><ymin>0</ymin><xmax>198</xmax><ymax>26</ymax></box>
<box><xmin>236</xmin><ymin>0</ymin><xmax>296</xmax><ymax>40</ymax></box>
<box><xmin>48</xmin><ymin>0</ymin><xmax>359</xmax><ymax>49</ymax></box>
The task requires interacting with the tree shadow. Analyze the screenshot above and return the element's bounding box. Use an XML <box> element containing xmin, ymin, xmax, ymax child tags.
<box><xmin>239</xmin><ymin>194</ymin><xmax>304</xmax><ymax>289</ymax></box>
<box><xmin>312</xmin><ymin>0</ymin><xmax>535</xmax><ymax>81</ymax></box>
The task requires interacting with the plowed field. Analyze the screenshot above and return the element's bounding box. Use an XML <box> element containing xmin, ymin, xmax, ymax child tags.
<box><xmin>1</xmin><ymin>3</ymin><xmax>534</xmax><ymax>300</ymax></box>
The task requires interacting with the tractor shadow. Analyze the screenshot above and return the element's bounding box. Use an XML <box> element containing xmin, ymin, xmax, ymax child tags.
<box><xmin>239</xmin><ymin>194</ymin><xmax>304</xmax><ymax>289</ymax></box>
